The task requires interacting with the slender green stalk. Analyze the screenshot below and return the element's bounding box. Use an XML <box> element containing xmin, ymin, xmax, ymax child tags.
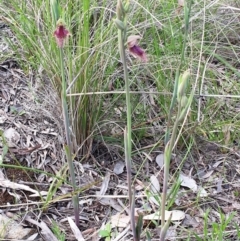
<box><xmin>160</xmin><ymin>84</ymin><xmax>193</xmax><ymax>240</ymax></box>
<box><xmin>160</xmin><ymin>3</ymin><xmax>193</xmax><ymax>240</ymax></box>
<box><xmin>116</xmin><ymin>0</ymin><xmax>137</xmax><ymax>239</ymax></box>
<box><xmin>164</xmin><ymin>1</ymin><xmax>192</xmax><ymax>145</ymax></box>
<box><xmin>119</xmin><ymin>28</ymin><xmax>132</xmax><ymax>202</ymax></box>
<box><xmin>160</xmin><ymin>103</ymin><xmax>181</xmax><ymax>238</ymax></box>
<box><xmin>60</xmin><ymin>47</ymin><xmax>80</xmax><ymax>227</ymax></box>
<box><xmin>120</xmin><ymin>25</ymin><xmax>137</xmax><ymax>241</ymax></box>
<box><xmin>124</xmin><ymin>128</ymin><xmax>136</xmax><ymax>239</ymax></box>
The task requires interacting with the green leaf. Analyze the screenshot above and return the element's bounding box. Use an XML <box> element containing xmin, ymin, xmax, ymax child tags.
<box><xmin>136</xmin><ymin>214</ymin><xmax>143</xmax><ymax>240</ymax></box>
<box><xmin>105</xmin><ymin>223</ymin><xmax>112</xmax><ymax>233</ymax></box>
<box><xmin>99</xmin><ymin>230</ymin><xmax>110</xmax><ymax>238</ymax></box>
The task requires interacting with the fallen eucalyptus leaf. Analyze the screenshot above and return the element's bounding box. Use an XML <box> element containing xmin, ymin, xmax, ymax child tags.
<box><xmin>96</xmin><ymin>172</ymin><xmax>111</xmax><ymax>199</ymax></box>
<box><xmin>150</xmin><ymin>175</ymin><xmax>160</xmax><ymax>193</ymax></box>
<box><xmin>179</xmin><ymin>173</ymin><xmax>197</xmax><ymax>192</ymax></box>
<box><xmin>110</xmin><ymin>213</ymin><xmax>130</xmax><ymax>228</ymax></box>
<box><xmin>113</xmin><ymin>161</ymin><xmax>125</xmax><ymax>175</ymax></box>
<box><xmin>0</xmin><ymin>178</ymin><xmax>48</xmax><ymax>197</ymax></box>
<box><xmin>201</xmin><ymin>170</ymin><xmax>214</xmax><ymax>179</ymax></box>
<box><xmin>25</xmin><ymin>217</ymin><xmax>58</xmax><ymax>241</ymax></box>
<box><xmin>4</xmin><ymin>127</ymin><xmax>20</xmax><ymax>147</ymax></box>
<box><xmin>0</xmin><ymin>214</ymin><xmax>33</xmax><ymax>239</ymax></box>
<box><xmin>143</xmin><ymin>210</ymin><xmax>185</xmax><ymax>221</ymax></box>
<box><xmin>198</xmin><ymin>187</ymin><xmax>208</xmax><ymax>197</ymax></box>
<box><xmin>156</xmin><ymin>153</ymin><xmax>164</xmax><ymax>168</ymax></box>
<box><xmin>68</xmin><ymin>217</ymin><xmax>85</xmax><ymax>241</ymax></box>
<box><xmin>99</xmin><ymin>198</ymin><xmax>123</xmax><ymax>212</ymax></box>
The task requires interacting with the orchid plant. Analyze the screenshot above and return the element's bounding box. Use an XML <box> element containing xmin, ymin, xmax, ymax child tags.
<box><xmin>52</xmin><ymin>3</ymin><xmax>80</xmax><ymax>228</ymax></box>
<box><xmin>115</xmin><ymin>0</ymin><xmax>147</xmax><ymax>240</ymax></box>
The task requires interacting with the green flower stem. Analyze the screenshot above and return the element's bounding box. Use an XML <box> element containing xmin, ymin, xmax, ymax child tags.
<box><xmin>118</xmin><ymin>28</ymin><xmax>132</xmax><ymax>200</ymax></box>
<box><xmin>118</xmin><ymin>13</ymin><xmax>136</xmax><ymax>240</ymax></box>
<box><xmin>161</xmin><ymin>3</ymin><xmax>192</xmax><ymax>239</ymax></box>
<box><xmin>165</xmin><ymin>3</ymin><xmax>192</xmax><ymax>145</ymax></box>
<box><xmin>160</xmin><ymin>102</ymin><xmax>181</xmax><ymax>240</ymax></box>
<box><xmin>60</xmin><ymin>48</ymin><xmax>80</xmax><ymax>227</ymax></box>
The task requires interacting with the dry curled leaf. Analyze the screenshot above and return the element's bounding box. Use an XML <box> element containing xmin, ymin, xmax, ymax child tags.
<box><xmin>143</xmin><ymin>210</ymin><xmax>185</xmax><ymax>221</ymax></box>
<box><xmin>179</xmin><ymin>173</ymin><xmax>208</xmax><ymax>197</ymax></box>
<box><xmin>179</xmin><ymin>173</ymin><xmax>198</xmax><ymax>192</ymax></box>
<box><xmin>96</xmin><ymin>172</ymin><xmax>111</xmax><ymax>199</ymax></box>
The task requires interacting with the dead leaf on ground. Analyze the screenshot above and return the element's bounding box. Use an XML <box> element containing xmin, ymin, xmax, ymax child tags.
<box><xmin>68</xmin><ymin>217</ymin><xmax>85</xmax><ymax>241</ymax></box>
<box><xmin>213</xmin><ymin>160</ymin><xmax>223</xmax><ymax>168</ymax></box>
<box><xmin>113</xmin><ymin>161</ymin><xmax>125</xmax><ymax>175</ymax></box>
<box><xmin>0</xmin><ymin>213</ymin><xmax>34</xmax><ymax>239</ymax></box>
<box><xmin>179</xmin><ymin>173</ymin><xmax>198</xmax><ymax>192</ymax></box>
<box><xmin>143</xmin><ymin>210</ymin><xmax>185</xmax><ymax>221</ymax></box>
<box><xmin>150</xmin><ymin>175</ymin><xmax>160</xmax><ymax>193</ymax></box>
<box><xmin>156</xmin><ymin>153</ymin><xmax>164</xmax><ymax>168</ymax></box>
<box><xmin>96</xmin><ymin>171</ymin><xmax>111</xmax><ymax>199</ymax></box>
<box><xmin>4</xmin><ymin>127</ymin><xmax>20</xmax><ymax>147</ymax></box>
<box><xmin>0</xmin><ymin>176</ymin><xmax>48</xmax><ymax>197</ymax></box>
<box><xmin>149</xmin><ymin>195</ymin><xmax>161</xmax><ymax>206</ymax></box>
<box><xmin>25</xmin><ymin>217</ymin><xmax>58</xmax><ymax>241</ymax></box>
<box><xmin>99</xmin><ymin>198</ymin><xmax>123</xmax><ymax>212</ymax></box>
<box><xmin>179</xmin><ymin>173</ymin><xmax>208</xmax><ymax>197</ymax></box>
<box><xmin>110</xmin><ymin>213</ymin><xmax>130</xmax><ymax>228</ymax></box>
<box><xmin>200</xmin><ymin>170</ymin><xmax>214</xmax><ymax>179</ymax></box>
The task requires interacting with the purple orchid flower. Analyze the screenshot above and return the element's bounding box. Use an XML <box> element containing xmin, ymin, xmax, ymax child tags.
<box><xmin>127</xmin><ymin>35</ymin><xmax>147</xmax><ymax>62</ymax></box>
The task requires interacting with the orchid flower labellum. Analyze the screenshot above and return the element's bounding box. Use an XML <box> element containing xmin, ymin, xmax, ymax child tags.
<box><xmin>54</xmin><ymin>19</ymin><xmax>70</xmax><ymax>48</ymax></box>
<box><xmin>127</xmin><ymin>35</ymin><xmax>147</xmax><ymax>62</ymax></box>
